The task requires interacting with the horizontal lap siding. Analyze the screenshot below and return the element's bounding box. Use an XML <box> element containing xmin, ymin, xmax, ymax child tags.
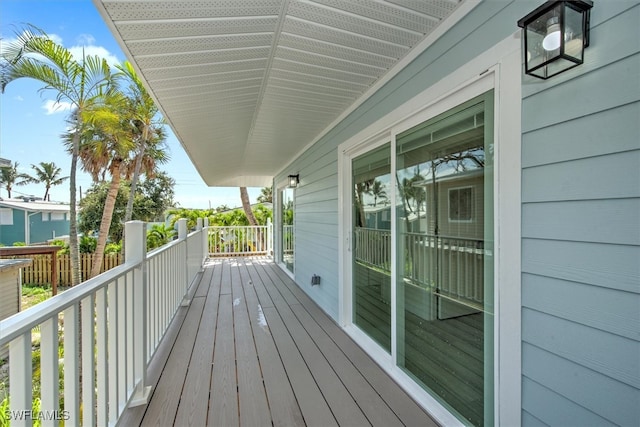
<box><xmin>275</xmin><ymin>0</ymin><xmax>527</xmax><ymax>320</ymax></box>
<box><xmin>521</xmin><ymin>3</ymin><xmax>640</xmax><ymax>425</ymax></box>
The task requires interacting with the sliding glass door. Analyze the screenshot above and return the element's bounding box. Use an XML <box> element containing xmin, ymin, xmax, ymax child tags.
<box><xmin>395</xmin><ymin>92</ymin><xmax>494</xmax><ymax>426</ymax></box>
<box><xmin>351</xmin><ymin>142</ymin><xmax>392</xmax><ymax>352</ymax></box>
<box><xmin>345</xmin><ymin>91</ymin><xmax>495</xmax><ymax>426</ymax></box>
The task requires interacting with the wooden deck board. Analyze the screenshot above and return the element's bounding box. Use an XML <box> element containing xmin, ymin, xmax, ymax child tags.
<box><xmin>237</xmin><ymin>260</ymin><xmax>306</xmax><ymax>427</ymax></box>
<box><xmin>126</xmin><ymin>257</ymin><xmax>438</xmax><ymax>426</ymax></box>
<box><xmin>141</xmin><ymin>296</ymin><xmax>205</xmax><ymax>426</ymax></box>
<box><xmin>173</xmin><ymin>262</ymin><xmax>221</xmax><ymax>426</ymax></box>
<box><xmin>231</xmin><ymin>260</ymin><xmax>272</xmax><ymax>427</ymax></box>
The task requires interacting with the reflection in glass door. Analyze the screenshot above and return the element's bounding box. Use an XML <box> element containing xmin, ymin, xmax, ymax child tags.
<box><xmin>280</xmin><ymin>187</ymin><xmax>294</xmax><ymax>273</ymax></box>
<box><xmin>395</xmin><ymin>92</ymin><xmax>494</xmax><ymax>426</ymax></box>
<box><xmin>352</xmin><ymin>143</ymin><xmax>392</xmax><ymax>352</ymax></box>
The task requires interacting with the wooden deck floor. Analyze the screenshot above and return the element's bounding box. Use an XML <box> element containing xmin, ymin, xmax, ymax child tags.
<box><xmin>121</xmin><ymin>257</ymin><xmax>438</xmax><ymax>427</ymax></box>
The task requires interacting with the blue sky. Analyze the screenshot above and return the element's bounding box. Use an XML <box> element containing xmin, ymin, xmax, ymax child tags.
<box><xmin>0</xmin><ymin>0</ymin><xmax>261</xmax><ymax>209</ymax></box>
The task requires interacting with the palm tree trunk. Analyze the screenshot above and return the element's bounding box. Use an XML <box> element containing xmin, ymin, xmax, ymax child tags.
<box><xmin>240</xmin><ymin>187</ymin><xmax>258</xmax><ymax>226</ymax></box>
<box><xmin>90</xmin><ymin>162</ymin><xmax>122</xmax><ymax>278</ymax></box>
<box><xmin>124</xmin><ymin>149</ymin><xmax>143</xmax><ymax>223</ymax></box>
<box><xmin>69</xmin><ymin>128</ymin><xmax>82</xmax><ymax>286</ymax></box>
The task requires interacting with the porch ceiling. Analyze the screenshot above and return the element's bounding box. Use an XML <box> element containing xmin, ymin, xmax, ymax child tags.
<box><xmin>93</xmin><ymin>0</ymin><xmax>468</xmax><ymax>187</ymax></box>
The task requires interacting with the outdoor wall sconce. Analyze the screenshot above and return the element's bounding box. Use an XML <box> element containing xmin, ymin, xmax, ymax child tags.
<box><xmin>517</xmin><ymin>0</ymin><xmax>593</xmax><ymax>79</ymax></box>
<box><xmin>288</xmin><ymin>174</ymin><xmax>299</xmax><ymax>188</ymax></box>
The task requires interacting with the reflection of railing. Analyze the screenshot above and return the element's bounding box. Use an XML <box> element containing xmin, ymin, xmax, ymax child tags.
<box><xmin>0</xmin><ymin>219</ymin><xmax>207</xmax><ymax>426</ymax></box>
<box><xmin>404</xmin><ymin>232</ymin><xmax>485</xmax><ymax>308</ymax></box>
<box><xmin>208</xmin><ymin>225</ymin><xmax>272</xmax><ymax>257</ymax></box>
<box><xmin>354</xmin><ymin>227</ymin><xmax>486</xmax><ymax>308</ymax></box>
<box><xmin>354</xmin><ymin>227</ymin><xmax>391</xmax><ymax>272</ymax></box>
<box><xmin>283</xmin><ymin>224</ymin><xmax>294</xmax><ymax>255</ymax></box>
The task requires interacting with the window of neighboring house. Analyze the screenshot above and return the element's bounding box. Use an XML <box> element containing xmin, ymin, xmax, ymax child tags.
<box><xmin>449</xmin><ymin>187</ymin><xmax>473</xmax><ymax>222</ymax></box>
<box><xmin>42</xmin><ymin>212</ymin><xmax>50</xmax><ymax>221</ymax></box>
<box><xmin>0</xmin><ymin>208</ymin><xmax>13</xmax><ymax>225</ymax></box>
<box><xmin>50</xmin><ymin>212</ymin><xmax>65</xmax><ymax>221</ymax></box>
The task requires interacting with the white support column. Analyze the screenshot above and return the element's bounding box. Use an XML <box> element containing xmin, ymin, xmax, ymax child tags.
<box><xmin>125</xmin><ymin>221</ymin><xmax>151</xmax><ymax>407</ymax></box>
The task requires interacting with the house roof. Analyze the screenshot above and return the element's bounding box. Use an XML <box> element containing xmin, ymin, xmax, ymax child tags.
<box><xmin>0</xmin><ymin>199</ymin><xmax>71</xmax><ymax>213</ymax></box>
<box><xmin>92</xmin><ymin>0</ymin><xmax>474</xmax><ymax>187</ymax></box>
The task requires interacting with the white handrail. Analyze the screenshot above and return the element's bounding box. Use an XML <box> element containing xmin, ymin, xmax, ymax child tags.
<box><xmin>0</xmin><ymin>219</ymin><xmax>207</xmax><ymax>426</ymax></box>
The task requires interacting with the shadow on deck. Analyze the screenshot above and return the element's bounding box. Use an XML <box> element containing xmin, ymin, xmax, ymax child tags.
<box><xmin>120</xmin><ymin>257</ymin><xmax>438</xmax><ymax>426</ymax></box>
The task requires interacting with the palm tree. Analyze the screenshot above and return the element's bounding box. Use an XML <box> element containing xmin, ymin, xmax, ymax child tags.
<box><xmin>29</xmin><ymin>162</ymin><xmax>68</xmax><ymax>201</ymax></box>
<box><xmin>240</xmin><ymin>187</ymin><xmax>258</xmax><ymax>226</ymax></box>
<box><xmin>257</xmin><ymin>186</ymin><xmax>273</xmax><ymax>203</ymax></box>
<box><xmin>0</xmin><ymin>161</ymin><xmax>31</xmax><ymax>198</ymax></box>
<box><xmin>76</xmin><ymin>91</ymin><xmax>135</xmax><ymax>278</ymax></box>
<box><xmin>147</xmin><ymin>223</ymin><xmax>176</xmax><ymax>250</ymax></box>
<box><xmin>1</xmin><ymin>25</ymin><xmax>116</xmax><ymax>285</ymax></box>
<box><xmin>116</xmin><ymin>61</ymin><xmax>169</xmax><ymax>224</ymax></box>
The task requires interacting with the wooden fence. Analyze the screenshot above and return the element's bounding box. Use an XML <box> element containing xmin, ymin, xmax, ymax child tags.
<box><xmin>6</xmin><ymin>253</ymin><xmax>123</xmax><ymax>286</ymax></box>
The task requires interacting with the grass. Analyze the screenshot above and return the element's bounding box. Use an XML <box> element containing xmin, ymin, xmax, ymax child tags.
<box><xmin>21</xmin><ymin>284</ymin><xmax>53</xmax><ymax>310</ymax></box>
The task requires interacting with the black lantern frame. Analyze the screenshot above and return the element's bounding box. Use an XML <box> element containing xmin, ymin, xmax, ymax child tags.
<box><xmin>517</xmin><ymin>0</ymin><xmax>593</xmax><ymax>79</ymax></box>
<box><xmin>288</xmin><ymin>174</ymin><xmax>299</xmax><ymax>188</ymax></box>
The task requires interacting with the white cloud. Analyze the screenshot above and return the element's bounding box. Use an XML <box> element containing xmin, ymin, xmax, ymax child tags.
<box><xmin>14</xmin><ymin>96</ymin><xmax>24</xmax><ymax>102</ymax></box>
<box><xmin>42</xmin><ymin>99</ymin><xmax>73</xmax><ymax>115</ymax></box>
<box><xmin>69</xmin><ymin>44</ymin><xmax>120</xmax><ymax>67</ymax></box>
<box><xmin>76</xmin><ymin>34</ymin><xmax>96</xmax><ymax>45</ymax></box>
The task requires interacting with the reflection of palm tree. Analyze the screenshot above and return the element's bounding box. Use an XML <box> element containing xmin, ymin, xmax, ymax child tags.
<box><xmin>370</xmin><ymin>180</ymin><xmax>387</xmax><ymax>207</ymax></box>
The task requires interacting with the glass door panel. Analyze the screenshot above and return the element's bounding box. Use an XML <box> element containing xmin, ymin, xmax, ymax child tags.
<box><xmin>280</xmin><ymin>187</ymin><xmax>294</xmax><ymax>273</ymax></box>
<box><xmin>352</xmin><ymin>142</ymin><xmax>392</xmax><ymax>352</ymax></box>
<box><xmin>395</xmin><ymin>92</ymin><xmax>494</xmax><ymax>426</ymax></box>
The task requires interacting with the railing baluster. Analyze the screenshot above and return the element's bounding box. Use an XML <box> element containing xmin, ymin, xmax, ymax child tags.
<box><xmin>81</xmin><ymin>294</ymin><xmax>96</xmax><ymax>427</ymax></box>
<box><xmin>96</xmin><ymin>287</ymin><xmax>108</xmax><ymax>426</ymax></box>
<box><xmin>117</xmin><ymin>276</ymin><xmax>127</xmax><ymax>412</ymax></box>
<box><xmin>107</xmin><ymin>281</ymin><xmax>119</xmax><ymax>422</ymax></box>
<box><xmin>40</xmin><ymin>317</ymin><xmax>59</xmax><ymax>427</ymax></box>
<box><xmin>9</xmin><ymin>331</ymin><xmax>32</xmax><ymax>427</ymax></box>
<box><xmin>64</xmin><ymin>303</ymin><xmax>80</xmax><ymax>427</ymax></box>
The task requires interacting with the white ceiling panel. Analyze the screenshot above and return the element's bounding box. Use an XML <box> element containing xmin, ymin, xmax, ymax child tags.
<box><xmin>93</xmin><ymin>0</ymin><xmax>469</xmax><ymax>187</ymax></box>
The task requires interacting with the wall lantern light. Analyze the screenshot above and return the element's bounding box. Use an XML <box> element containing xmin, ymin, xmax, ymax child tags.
<box><xmin>288</xmin><ymin>174</ymin><xmax>299</xmax><ymax>188</ymax></box>
<box><xmin>517</xmin><ymin>0</ymin><xmax>593</xmax><ymax>79</ymax></box>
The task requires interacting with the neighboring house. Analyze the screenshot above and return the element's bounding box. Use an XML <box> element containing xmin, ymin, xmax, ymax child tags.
<box><xmin>96</xmin><ymin>1</ymin><xmax>639</xmax><ymax>426</ymax></box>
<box><xmin>0</xmin><ymin>198</ymin><xmax>71</xmax><ymax>245</ymax></box>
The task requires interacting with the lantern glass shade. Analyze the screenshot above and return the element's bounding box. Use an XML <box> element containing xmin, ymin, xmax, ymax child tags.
<box><xmin>518</xmin><ymin>1</ymin><xmax>593</xmax><ymax>80</ymax></box>
<box><xmin>288</xmin><ymin>174</ymin><xmax>299</xmax><ymax>188</ymax></box>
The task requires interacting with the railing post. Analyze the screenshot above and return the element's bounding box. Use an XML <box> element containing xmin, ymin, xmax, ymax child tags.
<box><xmin>126</xmin><ymin>221</ymin><xmax>151</xmax><ymax>407</ymax></box>
<box><xmin>267</xmin><ymin>218</ymin><xmax>273</xmax><ymax>256</ymax></box>
<box><xmin>177</xmin><ymin>219</ymin><xmax>191</xmax><ymax>306</ymax></box>
<box><xmin>203</xmin><ymin>217</ymin><xmax>210</xmax><ymax>259</ymax></box>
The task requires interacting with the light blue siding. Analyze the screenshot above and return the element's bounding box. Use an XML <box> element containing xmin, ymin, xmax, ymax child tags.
<box><xmin>521</xmin><ymin>2</ymin><xmax>640</xmax><ymax>425</ymax></box>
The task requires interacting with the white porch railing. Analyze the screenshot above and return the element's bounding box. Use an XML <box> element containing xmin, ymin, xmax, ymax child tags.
<box><xmin>0</xmin><ymin>218</ymin><xmax>207</xmax><ymax>427</ymax></box>
<box><xmin>208</xmin><ymin>224</ymin><xmax>272</xmax><ymax>257</ymax></box>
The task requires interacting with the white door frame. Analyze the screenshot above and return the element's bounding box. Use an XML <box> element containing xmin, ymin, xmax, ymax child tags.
<box><xmin>338</xmin><ymin>33</ymin><xmax>522</xmax><ymax>426</ymax></box>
